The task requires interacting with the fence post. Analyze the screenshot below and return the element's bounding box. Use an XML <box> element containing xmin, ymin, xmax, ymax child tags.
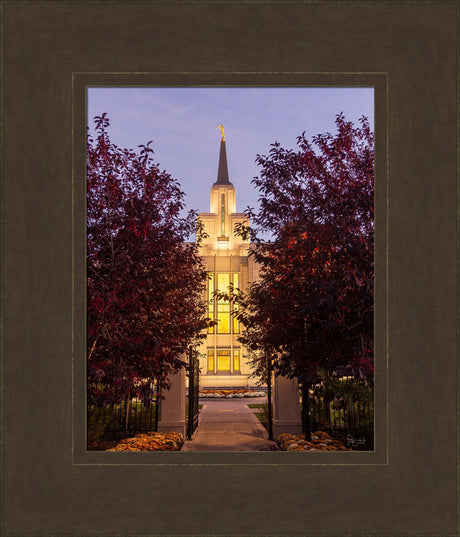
<box><xmin>272</xmin><ymin>374</ymin><xmax>302</xmax><ymax>438</ymax></box>
<box><xmin>187</xmin><ymin>348</ymin><xmax>199</xmax><ymax>440</ymax></box>
<box><xmin>157</xmin><ymin>366</ymin><xmax>186</xmax><ymax>438</ymax></box>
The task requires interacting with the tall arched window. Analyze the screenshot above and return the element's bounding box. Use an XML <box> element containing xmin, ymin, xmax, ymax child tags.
<box><xmin>207</xmin><ymin>272</ymin><xmax>240</xmax><ymax>334</ymax></box>
<box><xmin>221</xmin><ymin>194</ymin><xmax>225</xmax><ymax>236</ymax></box>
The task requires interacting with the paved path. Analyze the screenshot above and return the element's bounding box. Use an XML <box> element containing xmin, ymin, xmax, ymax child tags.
<box><xmin>182</xmin><ymin>397</ymin><xmax>279</xmax><ymax>451</ymax></box>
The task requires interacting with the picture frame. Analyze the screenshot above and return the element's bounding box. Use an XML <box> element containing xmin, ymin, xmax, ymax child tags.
<box><xmin>1</xmin><ymin>1</ymin><xmax>457</xmax><ymax>535</ymax></box>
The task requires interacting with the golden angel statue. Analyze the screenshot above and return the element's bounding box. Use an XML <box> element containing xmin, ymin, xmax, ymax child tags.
<box><xmin>217</xmin><ymin>124</ymin><xmax>225</xmax><ymax>141</ymax></box>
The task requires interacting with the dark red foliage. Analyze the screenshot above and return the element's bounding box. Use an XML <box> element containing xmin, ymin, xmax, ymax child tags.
<box><xmin>87</xmin><ymin>114</ymin><xmax>209</xmax><ymax>404</ymax></box>
<box><xmin>235</xmin><ymin>113</ymin><xmax>374</xmax><ymax>383</ymax></box>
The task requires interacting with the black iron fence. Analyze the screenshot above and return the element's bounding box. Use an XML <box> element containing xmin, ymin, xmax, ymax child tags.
<box><xmin>87</xmin><ymin>356</ymin><xmax>201</xmax><ymax>446</ymax></box>
<box><xmin>306</xmin><ymin>379</ymin><xmax>374</xmax><ymax>450</ymax></box>
<box><xmin>186</xmin><ymin>349</ymin><xmax>200</xmax><ymax>439</ymax></box>
<box><xmin>87</xmin><ymin>397</ymin><xmax>158</xmax><ymax>444</ymax></box>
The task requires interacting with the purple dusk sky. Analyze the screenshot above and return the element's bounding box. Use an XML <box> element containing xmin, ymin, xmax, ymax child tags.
<box><xmin>87</xmin><ymin>87</ymin><xmax>374</xmax><ymax>216</ymax></box>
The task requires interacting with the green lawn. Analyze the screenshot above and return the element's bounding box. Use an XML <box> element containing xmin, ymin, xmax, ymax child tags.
<box><xmin>254</xmin><ymin>411</ymin><xmax>267</xmax><ymax>423</ymax></box>
<box><xmin>248</xmin><ymin>403</ymin><xmax>270</xmax><ymax>430</ymax></box>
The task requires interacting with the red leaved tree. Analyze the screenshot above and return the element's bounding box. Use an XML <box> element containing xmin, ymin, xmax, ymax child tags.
<box><xmin>87</xmin><ymin>113</ymin><xmax>209</xmax><ymax>405</ymax></box>
<box><xmin>235</xmin><ymin>113</ymin><xmax>374</xmax><ymax>385</ymax></box>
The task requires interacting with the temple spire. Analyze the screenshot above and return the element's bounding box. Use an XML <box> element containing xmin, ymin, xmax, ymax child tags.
<box><xmin>214</xmin><ymin>124</ymin><xmax>232</xmax><ymax>186</ymax></box>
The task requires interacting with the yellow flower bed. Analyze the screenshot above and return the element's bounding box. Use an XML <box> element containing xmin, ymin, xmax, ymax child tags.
<box><xmin>277</xmin><ymin>431</ymin><xmax>351</xmax><ymax>452</ymax></box>
<box><xmin>200</xmin><ymin>389</ymin><xmax>245</xmax><ymax>395</ymax></box>
<box><xmin>108</xmin><ymin>431</ymin><xmax>184</xmax><ymax>451</ymax></box>
<box><xmin>199</xmin><ymin>389</ymin><xmax>266</xmax><ymax>398</ymax></box>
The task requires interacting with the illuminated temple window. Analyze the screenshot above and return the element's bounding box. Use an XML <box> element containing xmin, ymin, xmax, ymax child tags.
<box><xmin>221</xmin><ymin>194</ymin><xmax>225</xmax><ymax>236</ymax></box>
<box><xmin>208</xmin><ymin>274</ymin><xmax>214</xmax><ymax>334</ymax></box>
<box><xmin>217</xmin><ymin>272</ymin><xmax>230</xmax><ymax>293</ymax></box>
<box><xmin>216</xmin><ymin>273</ymin><xmax>231</xmax><ymax>334</ymax></box>
<box><xmin>207</xmin><ymin>349</ymin><xmax>214</xmax><ymax>372</ymax></box>
<box><xmin>233</xmin><ymin>349</ymin><xmax>240</xmax><ymax>372</ymax></box>
<box><xmin>217</xmin><ymin>311</ymin><xmax>230</xmax><ymax>333</ymax></box>
<box><xmin>207</xmin><ymin>272</ymin><xmax>240</xmax><ymax>335</ymax></box>
<box><xmin>233</xmin><ymin>272</ymin><xmax>240</xmax><ymax>333</ymax></box>
<box><xmin>217</xmin><ymin>349</ymin><xmax>231</xmax><ymax>372</ymax></box>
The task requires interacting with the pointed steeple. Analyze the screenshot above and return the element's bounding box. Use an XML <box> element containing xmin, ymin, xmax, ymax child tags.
<box><xmin>214</xmin><ymin>124</ymin><xmax>233</xmax><ymax>186</ymax></box>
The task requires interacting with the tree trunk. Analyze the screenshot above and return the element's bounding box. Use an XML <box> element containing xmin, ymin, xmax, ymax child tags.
<box><xmin>302</xmin><ymin>382</ymin><xmax>311</xmax><ymax>441</ymax></box>
<box><xmin>124</xmin><ymin>393</ymin><xmax>130</xmax><ymax>431</ymax></box>
<box><xmin>266</xmin><ymin>350</ymin><xmax>273</xmax><ymax>440</ymax></box>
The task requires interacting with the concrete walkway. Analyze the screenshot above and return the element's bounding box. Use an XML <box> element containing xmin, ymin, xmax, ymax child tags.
<box><xmin>182</xmin><ymin>397</ymin><xmax>279</xmax><ymax>451</ymax></box>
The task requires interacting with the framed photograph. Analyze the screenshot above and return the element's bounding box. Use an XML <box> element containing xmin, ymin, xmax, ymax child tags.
<box><xmin>1</xmin><ymin>1</ymin><xmax>456</xmax><ymax>536</ymax></box>
<box><xmin>84</xmin><ymin>86</ymin><xmax>376</xmax><ymax>455</ymax></box>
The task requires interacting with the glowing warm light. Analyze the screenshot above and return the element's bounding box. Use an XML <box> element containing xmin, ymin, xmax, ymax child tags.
<box><xmin>233</xmin><ymin>349</ymin><xmax>240</xmax><ymax>371</ymax></box>
<box><xmin>207</xmin><ymin>349</ymin><xmax>214</xmax><ymax>371</ymax></box>
<box><xmin>217</xmin><ymin>350</ymin><xmax>230</xmax><ymax>371</ymax></box>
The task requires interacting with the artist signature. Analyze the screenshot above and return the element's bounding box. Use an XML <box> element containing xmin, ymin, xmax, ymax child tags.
<box><xmin>346</xmin><ymin>434</ymin><xmax>366</xmax><ymax>448</ymax></box>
